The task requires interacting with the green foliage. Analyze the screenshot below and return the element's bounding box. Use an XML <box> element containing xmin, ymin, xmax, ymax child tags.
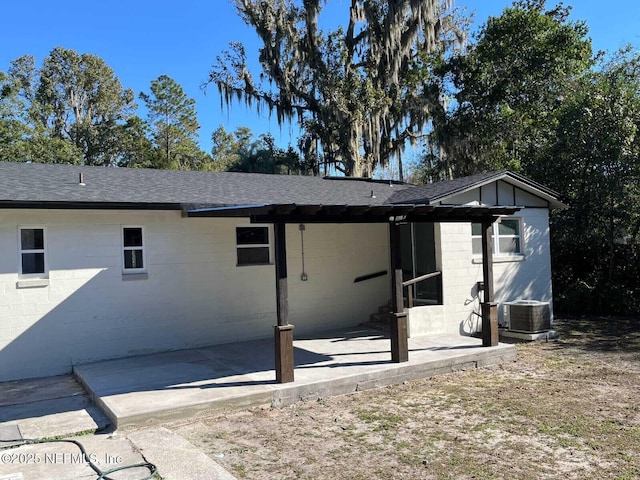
<box><xmin>140</xmin><ymin>75</ymin><xmax>212</xmax><ymax>170</ymax></box>
<box><xmin>211</xmin><ymin>125</ymin><xmax>312</xmax><ymax>175</ymax></box>
<box><xmin>423</xmin><ymin>1</ymin><xmax>593</xmax><ymax>179</ymax></box>
<box><xmin>543</xmin><ymin>49</ymin><xmax>640</xmax><ymax>315</ymax></box>
<box><xmin>209</xmin><ymin>0</ymin><xmax>459</xmax><ymax>179</ymax></box>
<box><xmin>36</xmin><ymin>47</ymin><xmax>135</xmax><ymax>165</ymax></box>
<box><xmin>0</xmin><ymin>48</ymin><xmax>134</xmax><ymax>165</ymax></box>
<box><xmin>1</xmin><ymin>50</ymin><xmax>214</xmax><ymax>170</ymax></box>
<box><xmin>0</xmin><ymin>71</ymin><xmax>29</xmax><ymax>161</ymax></box>
<box><xmin>117</xmin><ymin>115</ymin><xmax>155</xmax><ymax>168</ymax></box>
<box><xmin>420</xmin><ymin>1</ymin><xmax>640</xmax><ymax>315</ymax></box>
<box><xmin>210</xmin><ymin>125</ymin><xmax>250</xmax><ymax>172</ymax></box>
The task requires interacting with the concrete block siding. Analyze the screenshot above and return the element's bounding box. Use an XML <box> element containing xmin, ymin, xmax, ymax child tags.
<box><xmin>0</xmin><ymin>201</ymin><xmax>554</xmax><ymax>382</ymax></box>
<box><xmin>492</xmin><ymin>208</ymin><xmax>554</xmax><ymax>323</ymax></box>
<box><xmin>0</xmin><ymin>210</ymin><xmax>389</xmax><ymax>381</ymax></box>
<box><xmin>408</xmin><ymin>208</ymin><xmax>554</xmax><ymax>337</ymax></box>
<box><xmin>286</xmin><ymin>222</ymin><xmax>389</xmax><ymax>333</ymax></box>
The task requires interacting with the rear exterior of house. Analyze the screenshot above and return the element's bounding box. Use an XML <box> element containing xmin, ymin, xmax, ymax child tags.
<box><xmin>0</xmin><ymin>210</ymin><xmax>389</xmax><ymax>380</ymax></box>
<box><xmin>0</xmin><ymin>163</ymin><xmax>562</xmax><ymax>382</ymax></box>
<box><xmin>407</xmin><ymin>181</ymin><xmax>554</xmax><ymax>337</ymax></box>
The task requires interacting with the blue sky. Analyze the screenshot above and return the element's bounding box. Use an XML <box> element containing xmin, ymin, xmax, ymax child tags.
<box><xmin>2</xmin><ymin>0</ymin><xmax>639</xmax><ymax>153</ymax></box>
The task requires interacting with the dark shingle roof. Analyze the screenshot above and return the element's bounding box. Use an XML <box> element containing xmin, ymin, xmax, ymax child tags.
<box><xmin>0</xmin><ymin>162</ymin><xmax>562</xmax><ymax>209</ymax></box>
<box><xmin>0</xmin><ymin>162</ymin><xmax>412</xmax><ymax>207</ymax></box>
<box><xmin>387</xmin><ymin>171</ymin><xmax>503</xmax><ymax>204</ymax></box>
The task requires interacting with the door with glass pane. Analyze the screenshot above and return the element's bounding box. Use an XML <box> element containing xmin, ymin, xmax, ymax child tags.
<box><xmin>399</xmin><ymin>223</ymin><xmax>440</xmax><ymax>304</ymax></box>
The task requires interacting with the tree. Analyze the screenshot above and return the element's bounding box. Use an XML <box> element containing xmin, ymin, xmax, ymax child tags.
<box><xmin>232</xmin><ymin>133</ymin><xmax>312</xmax><ymax>174</ymax></box>
<box><xmin>210</xmin><ymin>125</ymin><xmax>251</xmax><ymax>171</ymax></box>
<box><xmin>36</xmin><ymin>47</ymin><xmax>136</xmax><ymax>166</ymax></box>
<box><xmin>140</xmin><ymin>75</ymin><xmax>211</xmax><ymax>170</ymax></box>
<box><xmin>0</xmin><ymin>57</ymin><xmax>85</xmax><ymax>164</ymax></box>
<box><xmin>538</xmin><ymin>49</ymin><xmax>640</xmax><ymax>314</ymax></box>
<box><xmin>423</xmin><ymin>0</ymin><xmax>593</xmax><ymax>179</ymax></box>
<box><xmin>117</xmin><ymin>115</ymin><xmax>155</xmax><ymax>168</ymax></box>
<box><xmin>208</xmin><ymin>0</ymin><xmax>460</xmax><ymax>179</ymax></box>
<box><xmin>211</xmin><ymin>125</ymin><xmax>311</xmax><ymax>174</ymax></box>
<box><xmin>0</xmin><ymin>70</ymin><xmax>28</xmax><ymax>161</ymax></box>
<box><xmin>417</xmin><ymin>1</ymin><xmax>640</xmax><ymax>315</ymax></box>
<box><xmin>1</xmin><ymin>48</ymin><xmax>135</xmax><ymax>165</ymax></box>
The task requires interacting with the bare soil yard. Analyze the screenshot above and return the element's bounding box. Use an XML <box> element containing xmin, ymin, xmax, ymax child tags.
<box><xmin>168</xmin><ymin>318</ymin><xmax>640</xmax><ymax>479</ymax></box>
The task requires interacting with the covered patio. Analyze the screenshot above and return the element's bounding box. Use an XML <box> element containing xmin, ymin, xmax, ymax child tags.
<box><xmin>187</xmin><ymin>202</ymin><xmax>520</xmax><ymax>383</ymax></box>
<box><xmin>74</xmin><ymin>327</ymin><xmax>516</xmax><ymax>429</ymax></box>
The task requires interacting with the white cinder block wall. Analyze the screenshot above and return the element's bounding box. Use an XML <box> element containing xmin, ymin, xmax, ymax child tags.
<box><xmin>407</xmin><ymin>222</ymin><xmax>481</xmax><ymax>337</ymax></box>
<box><xmin>408</xmin><ymin>209</ymin><xmax>554</xmax><ymax>337</ymax></box>
<box><xmin>286</xmin><ymin>223</ymin><xmax>389</xmax><ymax>334</ymax></box>
<box><xmin>491</xmin><ymin>208</ymin><xmax>554</xmax><ymax>325</ymax></box>
<box><xmin>0</xmin><ymin>210</ymin><xmax>388</xmax><ymax>381</ymax></box>
<box><xmin>0</xmin><ymin>201</ymin><xmax>554</xmax><ymax>381</ymax></box>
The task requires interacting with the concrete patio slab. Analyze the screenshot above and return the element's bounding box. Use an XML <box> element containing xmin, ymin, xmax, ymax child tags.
<box><xmin>0</xmin><ymin>377</ymin><xmax>237</xmax><ymax>479</ymax></box>
<box><xmin>0</xmin><ymin>429</ymin><xmax>237</xmax><ymax>480</ymax></box>
<box><xmin>128</xmin><ymin>427</ymin><xmax>237</xmax><ymax>480</ymax></box>
<box><xmin>0</xmin><ymin>376</ymin><xmax>109</xmax><ymax>440</ymax></box>
<box><xmin>0</xmin><ymin>434</ymin><xmax>146</xmax><ymax>480</ymax></box>
<box><xmin>74</xmin><ymin>328</ymin><xmax>516</xmax><ymax>429</ymax></box>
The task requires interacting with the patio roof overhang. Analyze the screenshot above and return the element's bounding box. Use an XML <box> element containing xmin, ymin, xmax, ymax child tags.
<box><xmin>185</xmin><ymin>201</ymin><xmax>521</xmax><ymax>384</ymax></box>
<box><xmin>184</xmin><ymin>203</ymin><xmax>522</xmax><ymax>223</ymax></box>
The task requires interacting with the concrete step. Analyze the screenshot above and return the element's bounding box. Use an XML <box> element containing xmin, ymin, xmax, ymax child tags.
<box><xmin>0</xmin><ymin>375</ymin><xmax>110</xmax><ymax>440</ymax></box>
<box><xmin>378</xmin><ymin>304</ymin><xmax>393</xmax><ymax>314</ymax></box>
<box><xmin>369</xmin><ymin>312</ymin><xmax>393</xmax><ymax>323</ymax></box>
<box><xmin>358</xmin><ymin>321</ymin><xmax>389</xmax><ymax>334</ymax></box>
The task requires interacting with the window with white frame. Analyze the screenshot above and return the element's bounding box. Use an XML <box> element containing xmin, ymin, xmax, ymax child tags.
<box><xmin>472</xmin><ymin>217</ymin><xmax>523</xmax><ymax>256</ymax></box>
<box><xmin>19</xmin><ymin>227</ymin><xmax>46</xmax><ymax>276</ymax></box>
<box><xmin>122</xmin><ymin>227</ymin><xmax>145</xmax><ymax>272</ymax></box>
<box><xmin>236</xmin><ymin>226</ymin><xmax>270</xmax><ymax>266</ymax></box>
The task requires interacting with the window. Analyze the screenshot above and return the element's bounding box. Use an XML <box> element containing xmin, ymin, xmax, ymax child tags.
<box><xmin>472</xmin><ymin>217</ymin><xmax>523</xmax><ymax>256</ymax></box>
<box><xmin>496</xmin><ymin>218</ymin><xmax>522</xmax><ymax>255</ymax></box>
<box><xmin>19</xmin><ymin>227</ymin><xmax>46</xmax><ymax>276</ymax></box>
<box><xmin>236</xmin><ymin>226</ymin><xmax>270</xmax><ymax>266</ymax></box>
<box><xmin>122</xmin><ymin>227</ymin><xmax>145</xmax><ymax>272</ymax></box>
<box><xmin>471</xmin><ymin>223</ymin><xmax>483</xmax><ymax>256</ymax></box>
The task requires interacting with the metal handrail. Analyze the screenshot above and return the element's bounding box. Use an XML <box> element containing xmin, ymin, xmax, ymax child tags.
<box><xmin>402</xmin><ymin>271</ymin><xmax>441</xmax><ymax>287</ymax></box>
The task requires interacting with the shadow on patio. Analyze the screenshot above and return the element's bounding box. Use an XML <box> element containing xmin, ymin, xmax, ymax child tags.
<box><xmin>73</xmin><ymin>327</ymin><xmax>516</xmax><ymax>428</ymax></box>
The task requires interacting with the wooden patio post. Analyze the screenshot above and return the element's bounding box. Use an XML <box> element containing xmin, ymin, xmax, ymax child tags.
<box><xmin>481</xmin><ymin>220</ymin><xmax>499</xmax><ymax>347</ymax></box>
<box><xmin>274</xmin><ymin>222</ymin><xmax>294</xmax><ymax>383</ymax></box>
<box><xmin>389</xmin><ymin>222</ymin><xmax>409</xmax><ymax>362</ymax></box>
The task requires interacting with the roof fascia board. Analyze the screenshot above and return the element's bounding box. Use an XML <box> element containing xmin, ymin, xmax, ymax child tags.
<box><xmin>247</xmin><ymin>204</ymin><xmax>521</xmax><ymax>224</ymax></box>
<box><xmin>187</xmin><ymin>204</ymin><xmax>268</xmax><ymax>213</ymax></box>
<box><xmin>0</xmin><ymin>201</ymin><xmax>182</xmax><ymax>211</ymax></box>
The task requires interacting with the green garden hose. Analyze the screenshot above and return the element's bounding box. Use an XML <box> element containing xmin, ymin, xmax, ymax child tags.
<box><xmin>0</xmin><ymin>436</ymin><xmax>158</xmax><ymax>480</ymax></box>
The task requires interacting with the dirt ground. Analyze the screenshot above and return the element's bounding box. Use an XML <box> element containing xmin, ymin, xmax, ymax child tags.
<box><xmin>167</xmin><ymin>318</ymin><xmax>640</xmax><ymax>479</ymax></box>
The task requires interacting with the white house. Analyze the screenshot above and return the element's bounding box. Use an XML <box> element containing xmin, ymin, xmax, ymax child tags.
<box><xmin>0</xmin><ymin>162</ymin><xmax>564</xmax><ymax>382</ymax></box>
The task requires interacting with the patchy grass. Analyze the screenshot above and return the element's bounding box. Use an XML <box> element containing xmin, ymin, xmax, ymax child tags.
<box><xmin>170</xmin><ymin>317</ymin><xmax>640</xmax><ymax>479</ymax></box>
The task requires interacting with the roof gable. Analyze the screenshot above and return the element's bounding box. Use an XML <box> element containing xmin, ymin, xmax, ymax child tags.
<box><xmin>388</xmin><ymin>171</ymin><xmax>566</xmax><ymax>209</ymax></box>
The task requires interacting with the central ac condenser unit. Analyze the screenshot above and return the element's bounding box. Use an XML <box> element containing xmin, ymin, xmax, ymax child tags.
<box><xmin>503</xmin><ymin>300</ymin><xmax>551</xmax><ymax>333</ymax></box>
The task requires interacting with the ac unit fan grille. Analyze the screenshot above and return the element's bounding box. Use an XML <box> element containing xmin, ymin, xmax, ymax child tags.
<box><xmin>508</xmin><ymin>303</ymin><xmax>550</xmax><ymax>333</ymax></box>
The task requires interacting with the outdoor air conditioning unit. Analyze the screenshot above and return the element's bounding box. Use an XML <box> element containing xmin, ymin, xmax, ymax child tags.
<box><xmin>503</xmin><ymin>300</ymin><xmax>551</xmax><ymax>333</ymax></box>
